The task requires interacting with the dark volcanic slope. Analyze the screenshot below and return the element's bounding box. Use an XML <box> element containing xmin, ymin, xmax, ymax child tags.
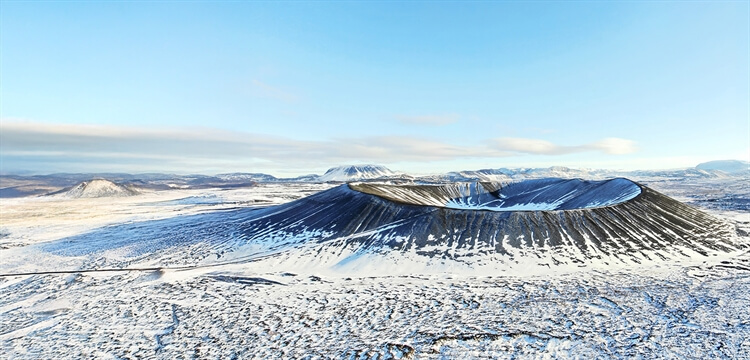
<box><xmin>236</xmin><ymin>178</ymin><xmax>740</xmax><ymax>269</ymax></box>
<box><xmin>352</xmin><ymin>178</ymin><xmax>641</xmax><ymax>211</ymax></box>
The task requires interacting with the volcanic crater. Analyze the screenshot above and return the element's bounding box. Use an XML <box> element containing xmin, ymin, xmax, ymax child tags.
<box><xmin>236</xmin><ymin>178</ymin><xmax>741</xmax><ymax>271</ymax></box>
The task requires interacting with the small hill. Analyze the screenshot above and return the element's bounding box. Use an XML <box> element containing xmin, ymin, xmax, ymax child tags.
<box><xmin>64</xmin><ymin>179</ymin><xmax>140</xmax><ymax>198</ymax></box>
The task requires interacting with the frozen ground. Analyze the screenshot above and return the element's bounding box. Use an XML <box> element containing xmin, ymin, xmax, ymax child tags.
<box><xmin>0</xmin><ymin>178</ymin><xmax>748</xmax><ymax>359</ymax></box>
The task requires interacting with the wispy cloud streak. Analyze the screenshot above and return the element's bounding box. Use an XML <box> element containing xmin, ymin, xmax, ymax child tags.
<box><xmin>491</xmin><ymin>137</ymin><xmax>637</xmax><ymax>155</ymax></box>
<box><xmin>0</xmin><ymin>121</ymin><xmax>637</xmax><ymax>173</ymax></box>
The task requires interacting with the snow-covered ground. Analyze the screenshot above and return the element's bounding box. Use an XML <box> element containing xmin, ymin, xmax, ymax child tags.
<box><xmin>0</xmin><ymin>178</ymin><xmax>748</xmax><ymax>359</ymax></box>
<box><xmin>0</xmin><ymin>183</ymin><xmax>334</xmax><ymax>248</ymax></box>
<box><xmin>2</xmin><ymin>259</ymin><xmax>749</xmax><ymax>359</ymax></box>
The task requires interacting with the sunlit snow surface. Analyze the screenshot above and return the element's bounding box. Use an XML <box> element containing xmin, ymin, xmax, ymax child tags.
<box><xmin>0</xmin><ymin>179</ymin><xmax>749</xmax><ymax>358</ymax></box>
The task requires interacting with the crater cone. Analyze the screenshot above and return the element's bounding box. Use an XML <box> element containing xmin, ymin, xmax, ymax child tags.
<box><xmin>236</xmin><ymin>178</ymin><xmax>740</xmax><ymax>271</ymax></box>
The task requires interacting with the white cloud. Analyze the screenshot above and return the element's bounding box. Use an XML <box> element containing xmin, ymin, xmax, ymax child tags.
<box><xmin>491</xmin><ymin>137</ymin><xmax>637</xmax><ymax>155</ymax></box>
<box><xmin>493</xmin><ymin>138</ymin><xmax>561</xmax><ymax>155</ymax></box>
<box><xmin>588</xmin><ymin>138</ymin><xmax>637</xmax><ymax>155</ymax></box>
<box><xmin>0</xmin><ymin>121</ymin><xmax>638</xmax><ymax>174</ymax></box>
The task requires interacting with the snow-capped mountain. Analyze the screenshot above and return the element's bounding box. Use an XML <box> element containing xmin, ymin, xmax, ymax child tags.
<box><xmin>439</xmin><ymin>170</ymin><xmax>513</xmax><ymax>183</ymax></box>
<box><xmin>216</xmin><ymin>173</ymin><xmax>278</xmax><ymax>182</ymax></box>
<box><xmin>284</xmin><ymin>174</ymin><xmax>321</xmax><ymax>182</ymax></box>
<box><xmin>428</xmin><ymin>166</ymin><xmax>608</xmax><ymax>183</ymax></box>
<box><xmin>696</xmin><ymin>160</ymin><xmax>750</xmax><ymax>174</ymax></box>
<box><xmin>62</xmin><ymin>179</ymin><xmax>140</xmax><ymax>198</ymax></box>
<box><xmin>425</xmin><ymin>165</ymin><xmax>741</xmax><ymax>183</ymax></box>
<box><xmin>628</xmin><ymin>168</ymin><xmax>731</xmax><ymax>180</ymax></box>
<box><xmin>317</xmin><ymin>165</ymin><xmax>397</xmax><ymax>182</ymax></box>
<box><xmin>2</xmin><ymin>159</ymin><xmax>747</xmax><ymax>198</ymax></box>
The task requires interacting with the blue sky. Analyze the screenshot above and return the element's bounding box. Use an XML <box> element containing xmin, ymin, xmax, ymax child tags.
<box><xmin>1</xmin><ymin>1</ymin><xmax>748</xmax><ymax>176</ymax></box>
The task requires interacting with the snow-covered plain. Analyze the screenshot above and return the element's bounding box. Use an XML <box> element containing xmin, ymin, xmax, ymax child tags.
<box><xmin>0</xmin><ymin>183</ymin><xmax>333</xmax><ymax>248</ymax></box>
<box><xmin>0</xmin><ymin>178</ymin><xmax>748</xmax><ymax>359</ymax></box>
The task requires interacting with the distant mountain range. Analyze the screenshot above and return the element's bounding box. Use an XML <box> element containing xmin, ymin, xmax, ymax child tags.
<box><xmin>0</xmin><ymin>160</ymin><xmax>747</xmax><ymax>198</ymax></box>
<box><xmin>422</xmin><ymin>162</ymin><xmax>744</xmax><ymax>183</ymax></box>
<box><xmin>695</xmin><ymin>160</ymin><xmax>749</xmax><ymax>174</ymax></box>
